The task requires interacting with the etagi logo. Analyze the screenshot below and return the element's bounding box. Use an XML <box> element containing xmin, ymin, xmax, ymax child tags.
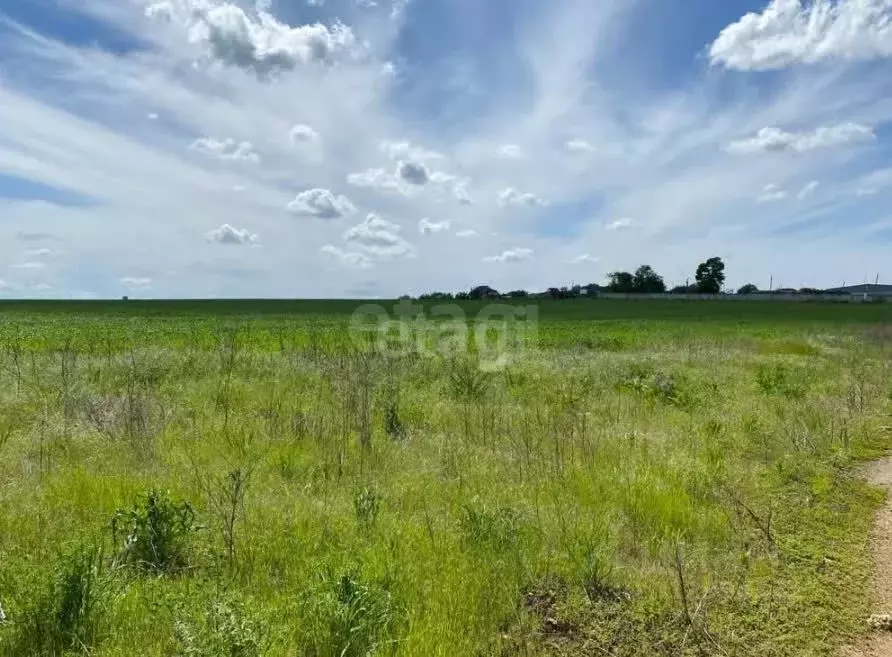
<box><xmin>349</xmin><ymin>299</ymin><xmax>539</xmax><ymax>371</ymax></box>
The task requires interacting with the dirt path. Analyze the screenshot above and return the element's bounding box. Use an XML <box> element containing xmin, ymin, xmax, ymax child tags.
<box><xmin>842</xmin><ymin>457</ymin><xmax>892</xmax><ymax>657</ymax></box>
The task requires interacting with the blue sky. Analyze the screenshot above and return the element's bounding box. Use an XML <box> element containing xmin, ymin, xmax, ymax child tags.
<box><xmin>2</xmin><ymin>0</ymin><xmax>892</xmax><ymax>298</ymax></box>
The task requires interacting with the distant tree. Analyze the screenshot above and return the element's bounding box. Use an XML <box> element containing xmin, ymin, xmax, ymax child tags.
<box><xmin>737</xmin><ymin>283</ymin><xmax>759</xmax><ymax>295</ymax></box>
<box><xmin>582</xmin><ymin>283</ymin><xmax>601</xmax><ymax>297</ymax></box>
<box><xmin>419</xmin><ymin>291</ymin><xmax>455</xmax><ymax>301</ymax></box>
<box><xmin>547</xmin><ymin>287</ymin><xmax>562</xmax><ymax>299</ymax></box>
<box><xmin>695</xmin><ymin>257</ymin><xmax>726</xmax><ymax>294</ymax></box>
<box><xmin>455</xmin><ymin>292</ymin><xmax>470</xmax><ymax>300</ymax></box>
<box><xmin>607</xmin><ymin>272</ymin><xmax>635</xmax><ymax>293</ymax></box>
<box><xmin>507</xmin><ymin>290</ymin><xmax>529</xmax><ymax>299</ymax></box>
<box><xmin>632</xmin><ymin>265</ymin><xmax>667</xmax><ymax>293</ymax></box>
<box><xmin>670</xmin><ymin>285</ymin><xmax>697</xmax><ymax>294</ymax></box>
<box><xmin>799</xmin><ymin>287</ymin><xmax>821</xmax><ymax>295</ymax></box>
<box><xmin>570</xmin><ymin>285</ymin><xmax>583</xmax><ymax>298</ymax></box>
<box><xmin>469</xmin><ymin>285</ymin><xmax>500</xmax><ymax>300</ymax></box>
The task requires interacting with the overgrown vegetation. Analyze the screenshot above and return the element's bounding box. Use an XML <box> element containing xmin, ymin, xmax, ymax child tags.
<box><xmin>0</xmin><ymin>300</ymin><xmax>890</xmax><ymax>656</ymax></box>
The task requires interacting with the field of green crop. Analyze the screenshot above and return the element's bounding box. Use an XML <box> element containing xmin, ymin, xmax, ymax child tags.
<box><xmin>0</xmin><ymin>299</ymin><xmax>890</xmax><ymax>656</ymax></box>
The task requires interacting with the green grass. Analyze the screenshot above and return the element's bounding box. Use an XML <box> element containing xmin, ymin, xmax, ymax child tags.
<box><xmin>0</xmin><ymin>300</ymin><xmax>890</xmax><ymax>655</ymax></box>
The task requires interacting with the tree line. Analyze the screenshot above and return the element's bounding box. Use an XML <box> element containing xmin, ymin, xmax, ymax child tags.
<box><xmin>416</xmin><ymin>256</ymin><xmax>764</xmax><ymax>301</ymax></box>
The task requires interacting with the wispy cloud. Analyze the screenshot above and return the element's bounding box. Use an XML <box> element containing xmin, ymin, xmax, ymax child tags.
<box><xmin>0</xmin><ymin>0</ymin><xmax>889</xmax><ymax>298</ymax></box>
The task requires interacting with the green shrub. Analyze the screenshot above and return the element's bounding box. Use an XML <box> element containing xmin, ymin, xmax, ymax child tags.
<box><xmin>354</xmin><ymin>487</ymin><xmax>381</xmax><ymax>531</ymax></box>
<box><xmin>459</xmin><ymin>501</ymin><xmax>523</xmax><ymax>551</ymax></box>
<box><xmin>7</xmin><ymin>546</ymin><xmax>106</xmax><ymax>656</ymax></box>
<box><xmin>301</xmin><ymin>568</ymin><xmax>400</xmax><ymax>657</ymax></box>
<box><xmin>173</xmin><ymin>598</ymin><xmax>263</xmax><ymax>657</ymax></box>
<box><xmin>111</xmin><ymin>489</ymin><xmax>198</xmax><ymax>574</ymax></box>
<box><xmin>755</xmin><ymin>362</ymin><xmax>807</xmax><ymax>398</ymax></box>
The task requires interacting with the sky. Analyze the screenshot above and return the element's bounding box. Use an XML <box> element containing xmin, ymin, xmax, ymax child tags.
<box><xmin>2</xmin><ymin>0</ymin><xmax>892</xmax><ymax>298</ymax></box>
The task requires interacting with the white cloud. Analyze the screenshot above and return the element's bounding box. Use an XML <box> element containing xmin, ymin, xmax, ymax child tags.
<box><xmin>856</xmin><ymin>167</ymin><xmax>892</xmax><ymax>196</ymax></box>
<box><xmin>380</xmin><ymin>141</ymin><xmax>443</xmax><ymax>162</ymax></box>
<box><xmin>344</xmin><ymin>213</ymin><xmax>413</xmax><ymax>256</ymax></box>
<box><xmin>146</xmin><ymin>1</ymin><xmax>360</xmax><ymax>77</ymax></box>
<box><xmin>289</xmin><ymin>124</ymin><xmax>320</xmax><ymax>144</ymax></box>
<box><xmin>797</xmin><ymin>180</ymin><xmax>820</xmax><ymax>200</ymax></box>
<box><xmin>0</xmin><ymin>280</ymin><xmax>11</xmax><ymax>291</ymax></box>
<box><xmin>498</xmin><ymin>188</ymin><xmax>546</xmax><ymax>208</ymax></box>
<box><xmin>498</xmin><ymin>144</ymin><xmax>524</xmax><ymax>158</ymax></box>
<box><xmin>287</xmin><ymin>188</ymin><xmax>356</xmax><ymax>219</ymax></box>
<box><xmin>429</xmin><ymin>172</ymin><xmax>473</xmax><ymax>205</ymax></box>
<box><xmin>567</xmin><ymin>254</ymin><xmax>599</xmax><ymax>264</ymax></box>
<box><xmin>121</xmin><ymin>277</ymin><xmax>152</xmax><ymax>290</ymax></box>
<box><xmin>484</xmin><ymin>247</ymin><xmax>533</xmax><ymax>263</ymax></box>
<box><xmin>206</xmin><ymin>223</ymin><xmax>261</xmax><ymax>245</ymax></box>
<box><xmin>24</xmin><ymin>248</ymin><xmax>55</xmax><ymax>257</ymax></box>
<box><xmin>397</xmin><ymin>160</ymin><xmax>430</xmax><ymax>185</ymax></box>
<box><xmin>10</xmin><ymin>262</ymin><xmax>46</xmax><ymax>270</ymax></box>
<box><xmin>148</xmin><ymin>112</ymin><xmax>159</xmax><ymax>120</ymax></box>
<box><xmin>727</xmin><ymin>123</ymin><xmax>875</xmax><ymax>154</ymax></box>
<box><xmin>190</xmin><ymin>137</ymin><xmax>261</xmax><ymax>162</ymax></box>
<box><xmin>566</xmin><ymin>139</ymin><xmax>594</xmax><ymax>153</ymax></box>
<box><xmin>419</xmin><ymin>218</ymin><xmax>450</xmax><ymax>235</ymax></box>
<box><xmin>347</xmin><ymin>168</ymin><xmax>401</xmax><ymax>192</ymax></box>
<box><xmin>348</xmin><ymin>160</ymin><xmax>438</xmax><ymax>193</ymax></box>
<box><xmin>605</xmin><ymin>218</ymin><xmax>633</xmax><ymax>231</ymax></box>
<box><xmin>710</xmin><ymin>0</ymin><xmax>892</xmax><ymax>71</ymax></box>
<box><xmin>320</xmin><ymin>245</ymin><xmax>373</xmax><ymax>269</ymax></box>
<box><xmin>758</xmin><ymin>183</ymin><xmax>788</xmax><ymax>203</ymax></box>
<box><xmin>3</xmin><ymin>0</ymin><xmax>892</xmax><ymax>299</ymax></box>
<box><xmin>454</xmin><ymin>184</ymin><xmax>473</xmax><ymax>206</ymax></box>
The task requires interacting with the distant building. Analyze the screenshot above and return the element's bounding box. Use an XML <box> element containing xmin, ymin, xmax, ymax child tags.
<box><xmin>823</xmin><ymin>284</ymin><xmax>892</xmax><ymax>299</ymax></box>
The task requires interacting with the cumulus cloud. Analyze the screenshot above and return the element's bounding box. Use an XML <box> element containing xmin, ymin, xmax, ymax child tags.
<box><xmin>121</xmin><ymin>277</ymin><xmax>152</xmax><ymax>290</ymax></box>
<box><xmin>758</xmin><ymin>183</ymin><xmax>788</xmax><ymax>203</ymax></box>
<box><xmin>190</xmin><ymin>137</ymin><xmax>260</xmax><ymax>162</ymax></box>
<box><xmin>397</xmin><ymin>160</ymin><xmax>430</xmax><ymax>185</ymax></box>
<box><xmin>348</xmin><ymin>160</ymin><xmax>438</xmax><ymax>193</ymax></box>
<box><xmin>566</xmin><ymin>139</ymin><xmax>595</xmax><ymax>153</ymax></box>
<box><xmin>498</xmin><ymin>144</ymin><xmax>524</xmax><ymax>158</ymax></box>
<box><xmin>484</xmin><ymin>247</ymin><xmax>533</xmax><ymax>263</ymax></box>
<box><xmin>206</xmin><ymin>223</ymin><xmax>261</xmax><ymax>245</ymax></box>
<box><xmin>429</xmin><ymin>172</ymin><xmax>473</xmax><ymax>205</ymax></box>
<box><xmin>380</xmin><ymin>140</ymin><xmax>443</xmax><ymax>162</ymax></box>
<box><xmin>727</xmin><ymin>123</ymin><xmax>875</xmax><ymax>154</ymax></box>
<box><xmin>709</xmin><ymin>0</ymin><xmax>892</xmax><ymax>71</ymax></box>
<box><xmin>320</xmin><ymin>245</ymin><xmax>373</xmax><ymax>269</ymax></box>
<box><xmin>456</xmin><ymin>229</ymin><xmax>478</xmax><ymax>238</ymax></box>
<box><xmin>419</xmin><ymin>219</ymin><xmax>450</xmax><ymax>235</ymax></box>
<box><xmin>605</xmin><ymin>218</ymin><xmax>633</xmax><ymax>231</ymax></box>
<box><xmin>289</xmin><ymin>124</ymin><xmax>320</xmax><ymax>144</ymax></box>
<box><xmin>454</xmin><ymin>184</ymin><xmax>473</xmax><ymax>206</ymax></box>
<box><xmin>797</xmin><ymin>180</ymin><xmax>820</xmax><ymax>200</ymax></box>
<box><xmin>287</xmin><ymin>188</ymin><xmax>356</xmax><ymax>219</ymax></box>
<box><xmin>567</xmin><ymin>254</ymin><xmax>599</xmax><ymax>264</ymax></box>
<box><xmin>146</xmin><ymin>1</ymin><xmax>360</xmax><ymax>77</ymax></box>
<box><xmin>344</xmin><ymin>214</ymin><xmax>413</xmax><ymax>256</ymax></box>
<box><xmin>347</xmin><ymin>168</ymin><xmax>401</xmax><ymax>192</ymax></box>
<box><xmin>498</xmin><ymin>188</ymin><xmax>546</xmax><ymax>208</ymax></box>
<box><xmin>10</xmin><ymin>262</ymin><xmax>46</xmax><ymax>270</ymax></box>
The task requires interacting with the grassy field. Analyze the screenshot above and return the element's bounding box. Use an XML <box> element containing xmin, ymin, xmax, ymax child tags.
<box><xmin>0</xmin><ymin>299</ymin><xmax>890</xmax><ymax>656</ymax></box>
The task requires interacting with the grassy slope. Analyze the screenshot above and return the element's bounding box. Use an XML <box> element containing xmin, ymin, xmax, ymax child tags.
<box><xmin>0</xmin><ymin>301</ymin><xmax>889</xmax><ymax>656</ymax></box>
